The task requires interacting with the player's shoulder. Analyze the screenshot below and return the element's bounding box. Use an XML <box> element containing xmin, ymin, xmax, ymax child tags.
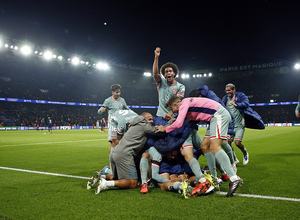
<box><xmin>119</xmin><ymin>97</ymin><xmax>126</xmax><ymax>101</ymax></box>
<box><xmin>104</xmin><ymin>96</ymin><xmax>112</xmax><ymax>102</ymax></box>
<box><xmin>176</xmin><ymin>80</ymin><xmax>185</xmax><ymax>87</ymax></box>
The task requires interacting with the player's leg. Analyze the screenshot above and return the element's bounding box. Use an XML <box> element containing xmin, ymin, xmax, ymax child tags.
<box><xmin>149</xmin><ymin>147</ymin><xmax>169</xmax><ymax>183</ymax></box>
<box><xmin>234</xmin><ymin>127</ymin><xmax>249</xmax><ymax>165</ymax></box>
<box><xmin>96</xmin><ymin>151</ymin><xmax>139</xmax><ymax>194</ymax></box>
<box><xmin>210</xmin><ymin>107</ymin><xmax>243</xmax><ymax>197</ymax></box>
<box><xmin>139</xmin><ymin>150</ymin><xmax>150</xmax><ymax>193</ymax></box>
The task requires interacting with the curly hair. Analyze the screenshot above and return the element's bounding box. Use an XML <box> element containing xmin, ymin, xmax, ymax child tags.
<box><xmin>160</xmin><ymin>62</ymin><xmax>179</xmax><ymax>77</ymax></box>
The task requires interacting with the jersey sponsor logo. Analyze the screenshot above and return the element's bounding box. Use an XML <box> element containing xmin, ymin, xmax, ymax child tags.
<box><xmin>172</xmin><ymin>89</ymin><xmax>177</xmax><ymax>94</ymax></box>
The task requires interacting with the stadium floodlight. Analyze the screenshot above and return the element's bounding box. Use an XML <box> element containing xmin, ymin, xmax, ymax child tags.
<box><xmin>208</xmin><ymin>72</ymin><xmax>212</xmax><ymax>77</ymax></box>
<box><xmin>143</xmin><ymin>72</ymin><xmax>151</xmax><ymax>77</ymax></box>
<box><xmin>20</xmin><ymin>45</ymin><xmax>32</xmax><ymax>55</ymax></box>
<box><xmin>185</xmin><ymin>74</ymin><xmax>190</xmax><ymax>78</ymax></box>
<box><xmin>5</xmin><ymin>43</ymin><xmax>9</xmax><ymax>48</ymax></box>
<box><xmin>43</xmin><ymin>51</ymin><xmax>53</xmax><ymax>60</ymax></box>
<box><xmin>204</xmin><ymin>73</ymin><xmax>207</xmax><ymax>77</ymax></box>
<box><xmin>71</xmin><ymin>57</ymin><xmax>80</xmax><ymax>65</ymax></box>
<box><xmin>96</xmin><ymin>62</ymin><xmax>110</xmax><ymax>70</ymax></box>
<box><xmin>181</xmin><ymin>74</ymin><xmax>186</xmax><ymax>79</ymax></box>
<box><xmin>270</xmin><ymin>99</ymin><xmax>274</xmax><ymax>103</ymax></box>
<box><xmin>193</xmin><ymin>74</ymin><xmax>195</xmax><ymax>78</ymax></box>
<box><xmin>57</xmin><ymin>55</ymin><xmax>63</xmax><ymax>60</ymax></box>
<box><xmin>295</xmin><ymin>63</ymin><xmax>300</xmax><ymax>70</ymax></box>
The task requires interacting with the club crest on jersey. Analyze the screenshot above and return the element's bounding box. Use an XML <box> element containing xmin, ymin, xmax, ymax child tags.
<box><xmin>119</xmin><ymin>103</ymin><xmax>123</xmax><ymax>106</ymax></box>
<box><xmin>172</xmin><ymin>89</ymin><xmax>177</xmax><ymax>94</ymax></box>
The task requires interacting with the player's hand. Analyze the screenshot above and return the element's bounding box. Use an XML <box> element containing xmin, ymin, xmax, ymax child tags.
<box><xmin>296</xmin><ymin>113</ymin><xmax>300</xmax><ymax>118</ymax></box>
<box><xmin>154</xmin><ymin>47</ymin><xmax>161</xmax><ymax>57</ymax></box>
<box><xmin>230</xmin><ymin>102</ymin><xmax>237</xmax><ymax>107</ymax></box>
<box><xmin>155</xmin><ymin>125</ymin><xmax>166</xmax><ymax>133</ymax></box>
<box><xmin>163</xmin><ymin>112</ymin><xmax>172</xmax><ymax>120</ymax></box>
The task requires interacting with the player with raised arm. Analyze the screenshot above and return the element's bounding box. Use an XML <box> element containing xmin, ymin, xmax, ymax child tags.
<box><xmin>153</xmin><ymin>47</ymin><xmax>185</xmax><ymax>119</ymax></box>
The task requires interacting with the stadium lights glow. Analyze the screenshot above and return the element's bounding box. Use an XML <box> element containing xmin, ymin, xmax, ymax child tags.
<box><xmin>208</xmin><ymin>72</ymin><xmax>212</xmax><ymax>77</ymax></box>
<box><xmin>43</xmin><ymin>51</ymin><xmax>53</xmax><ymax>60</ymax></box>
<box><xmin>96</xmin><ymin>62</ymin><xmax>110</xmax><ymax>70</ymax></box>
<box><xmin>71</xmin><ymin>57</ymin><xmax>80</xmax><ymax>65</ymax></box>
<box><xmin>20</xmin><ymin>45</ymin><xmax>32</xmax><ymax>55</ymax></box>
<box><xmin>143</xmin><ymin>72</ymin><xmax>151</xmax><ymax>77</ymax></box>
<box><xmin>270</xmin><ymin>99</ymin><xmax>274</xmax><ymax>103</ymax></box>
<box><xmin>295</xmin><ymin>63</ymin><xmax>300</xmax><ymax>70</ymax></box>
<box><xmin>181</xmin><ymin>73</ymin><xmax>190</xmax><ymax>79</ymax></box>
<box><xmin>1</xmin><ymin>35</ymin><xmax>214</xmax><ymax>75</ymax></box>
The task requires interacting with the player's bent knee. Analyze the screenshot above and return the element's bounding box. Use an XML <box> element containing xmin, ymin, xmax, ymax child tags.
<box><xmin>129</xmin><ymin>179</ymin><xmax>138</xmax><ymax>189</ymax></box>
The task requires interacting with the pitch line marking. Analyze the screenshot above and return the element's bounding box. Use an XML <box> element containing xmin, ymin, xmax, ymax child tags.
<box><xmin>0</xmin><ymin>139</ymin><xmax>107</xmax><ymax>147</ymax></box>
<box><xmin>0</xmin><ymin>166</ymin><xmax>89</xmax><ymax>180</ymax></box>
<box><xmin>0</xmin><ymin>166</ymin><xmax>299</xmax><ymax>202</ymax></box>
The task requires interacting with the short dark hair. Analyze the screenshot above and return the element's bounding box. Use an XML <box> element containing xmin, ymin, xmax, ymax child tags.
<box><xmin>110</xmin><ymin>84</ymin><xmax>122</xmax><ymax>92</ymax></box>
<box><xmin>160</xmin><ymin>62</ymin><xmax>179</xmax><ymax>77</ymax></box>
<box><xmin>189</xmin><ymin>89</ymin><xmax>201</xmax><ymax>97</ymax></box>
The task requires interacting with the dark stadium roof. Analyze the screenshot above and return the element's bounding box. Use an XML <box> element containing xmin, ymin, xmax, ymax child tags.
<box><xmin>0</xmin><ymin>1</ymin><xmax>300</xmax><ymax>70</ymax></box>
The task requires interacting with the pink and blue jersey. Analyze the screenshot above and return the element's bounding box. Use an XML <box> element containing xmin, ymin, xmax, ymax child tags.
<box><xmin>166</xmin><ymin>97</ymin><xmax>221</xmax><ymax>133</ymax></box>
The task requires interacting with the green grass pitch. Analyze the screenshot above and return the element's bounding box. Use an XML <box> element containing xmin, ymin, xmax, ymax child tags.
<box><xmin>0</xmin><ymin>127</ymin><xmax>300</xmax><ymax>219</ymax></box>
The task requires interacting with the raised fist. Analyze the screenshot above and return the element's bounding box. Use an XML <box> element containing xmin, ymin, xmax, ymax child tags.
<box><xmin>154</xmin><ymin>47</ymin><xmax>161</xmax><ymax>57</ymax></box>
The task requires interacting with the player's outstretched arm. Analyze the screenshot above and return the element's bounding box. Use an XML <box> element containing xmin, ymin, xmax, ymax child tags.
<box><xmin>153</xmin><ymin>47</ymin><xmax>161</xmax><ymax>83</ymax></box>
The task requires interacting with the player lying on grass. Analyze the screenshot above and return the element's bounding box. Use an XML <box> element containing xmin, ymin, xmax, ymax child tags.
<box><xmin>156</xmin><ymin>147</ymin><xmax>221</xmax><ymax>198</ymax></box>
<box><xmin>140</xmin><ymin>116</ymin><xmax>220</xmax><ymax>196</ymax></box>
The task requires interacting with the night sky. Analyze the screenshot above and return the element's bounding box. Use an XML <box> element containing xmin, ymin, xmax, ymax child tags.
<box><xmin>1</xmin><ymin>0</ymin><xmax>300</xmax><ymax>71</ymax></box>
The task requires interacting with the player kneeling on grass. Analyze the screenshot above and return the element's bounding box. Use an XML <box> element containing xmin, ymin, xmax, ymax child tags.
<box><xmin>87</xmin><ymin>112</ymin><xmax>163</xmax><ymax>194</ymax></box>
<box><xmin>155</xmin><ymin>95</ymin><xmax>243</xmax><ymax>197</ymax></box>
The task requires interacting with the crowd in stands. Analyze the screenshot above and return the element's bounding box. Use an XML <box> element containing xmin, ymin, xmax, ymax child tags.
<box><xmin>0</xmin><ymin>54</ymin><xmax>299</xmax><ymax>126</ymax></box>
